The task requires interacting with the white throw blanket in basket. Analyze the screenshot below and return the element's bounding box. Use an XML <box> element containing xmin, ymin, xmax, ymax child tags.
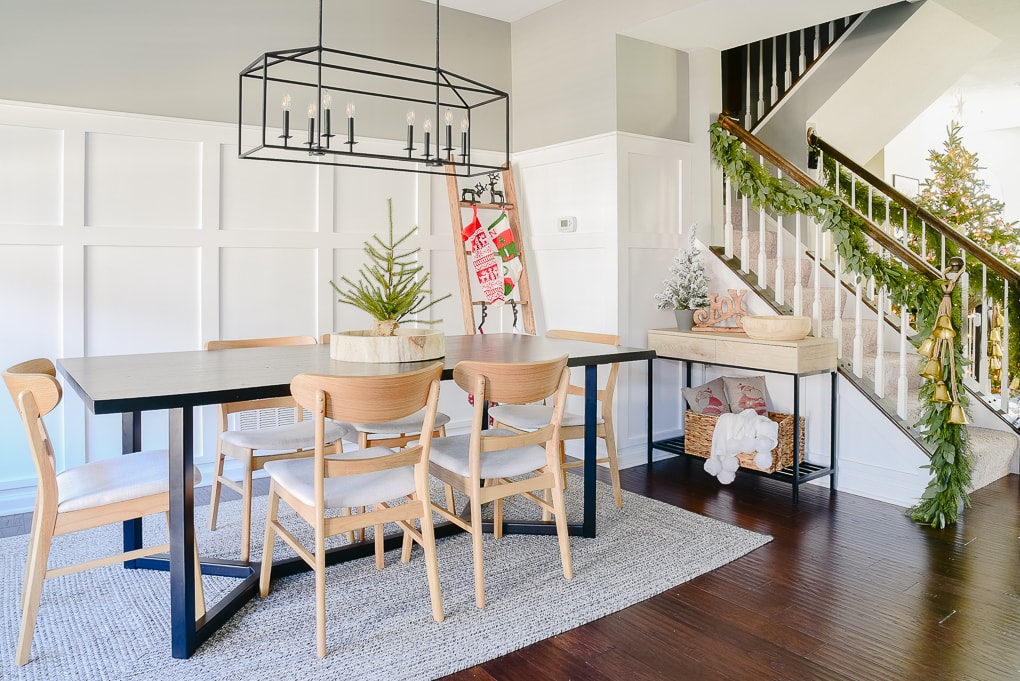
<box><xmin>703</xmin><ymin>409</ymin><xmax>780</xmax><ymax>484</ymax></box>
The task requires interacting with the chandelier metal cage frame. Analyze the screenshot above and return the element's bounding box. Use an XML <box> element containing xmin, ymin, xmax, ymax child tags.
<box><xmin>237</xmin><ymin>0</ymin><xmax>510</xmax><ymax>177</ymax></box>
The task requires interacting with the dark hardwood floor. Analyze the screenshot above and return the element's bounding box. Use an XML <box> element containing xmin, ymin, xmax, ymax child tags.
<box><xmin>444</xmin><ymin>457</ymin><xmax>1020</xmax><ymax>681</ymax></box>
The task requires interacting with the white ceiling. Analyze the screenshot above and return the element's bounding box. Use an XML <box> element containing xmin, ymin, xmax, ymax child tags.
<box><xmin>423</xmin><ymin>0</ymin><xmax>561</xmax><ymax>23</ymax></box>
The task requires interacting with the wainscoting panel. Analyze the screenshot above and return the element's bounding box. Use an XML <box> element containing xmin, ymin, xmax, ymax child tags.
<box><xmin>85</xmin><ymin>132</ymin><xmax>202</xmax><ymax>229</ymax></box>
<box><xmin>219</xmin><ymin>143</ymin><xmax>318</xmax><ymax>231</ymax></box>
<box><xmin>219</xmin><ymin>247</ymin><xmax>319</xmax><ymax>339</ymax></box>
<box><xmin>0</xmin><ymin>123</ymin><xmax>63</xmax><ymax>226</ymax></box>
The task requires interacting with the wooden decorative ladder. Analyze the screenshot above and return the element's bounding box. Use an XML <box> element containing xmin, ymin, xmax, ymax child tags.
<box><xmin>445</xmin><ymin>166</ymin><xmax>536</xmax><ymax>335</ymax></box>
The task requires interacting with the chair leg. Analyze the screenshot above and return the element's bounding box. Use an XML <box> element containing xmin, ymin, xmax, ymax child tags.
<box><xmin>208</xmin><ymin>452</ymin><xmax>225</xmax><ymax>531</ymax></box>
<box><xmin>21</xmin><ymin>495</ymin><xmax>43</xmax><ymax>611</ymax></box>
<box><xmin>315</xmin><ymin>520</ymin><xmax>328</xmax><ymax>658</ymax></box>
<box><xmin>443</xmin><ymin>484</ymin><xmax>456</xmax><ymax>514</ymax></box>
<box><xmin>603</xmin><ymin>427</ymin><xmax>624</xmax><ymax>509</ymax></box>
<box><xmin>559</xmin><ymin>440</ymin><xmax>568</xmax><ymax>490</ymax></box>
<box><xmin>357</xmin><ymin>507</ymin><xmax>367</xmax><ymax>543</ymax></box>
<box><xmin>470</xmin><ymin>493</ymin><xmax>486</xmax><ymax>608</ymax></box>
<box><xmin>550</xmin><ymin>484</ymin><xmax>574</xmax><ymax>581</ymax></box>
<box><xmin>259</xmin><ymin>482</ymin><xmax>280</xmax><ymax>598</ymax></box>
<box><xmin>418</xmin><ymin>499</ymin><xmax>445</xmax><ymax>623</ymax></box>
<box><xmin>240</xmin><ymin>460</ymin><xmax>254</xmax><ymax>562</ymax></box>
<box><xmin>16</xmin><ymin>510</ymin><xmax>54</xmax><ymax>666</ymax></box>
<box><xmin>374</xmin><ymin>521</ymin><xmax>385</xmax><ymax>569</ymax></box>
<box><xmin>340</xmin><ymin>506</ymin><xmax>355</xmax><ymax>544</ymax></box>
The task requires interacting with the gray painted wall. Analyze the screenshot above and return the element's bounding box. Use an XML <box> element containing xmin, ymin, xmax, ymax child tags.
<box><xmin>617</xmin><ymin>36</ymin><xmax>690</xmax><ymax>142</ymax></box>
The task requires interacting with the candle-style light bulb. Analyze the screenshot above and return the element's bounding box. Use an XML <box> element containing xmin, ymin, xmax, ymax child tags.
<box><xmin>322</xmin><ymin>94</ymin><xmax>332</xmax><ymax>138</ymax></box>
<box><xmin>280</xmin><ymin>94</ymin><xmax>291</xmax><ymax>143</ymax></box>
<box><xmin>346</xmin><ymin>102</ymin><xmax>355</xmax><ymax>146</ymax></box>
<box><xmin>307</xmin><ymin>104</ymin><xmax>316</xmax><ymax>147</ymax></box>
<box><xmin>460</xmin><ymin>117</ymin><xmax>469</xmax><ymax>160</ymax></box>
<box><xmin>405</xmin><ymin>109</ymin><xmax>416</xmax><ymax>155</ymax></box>
<box><xmin>444</xmin><ymin>108</ymin><xmax>453</xmax><ymax>156</ymax></box>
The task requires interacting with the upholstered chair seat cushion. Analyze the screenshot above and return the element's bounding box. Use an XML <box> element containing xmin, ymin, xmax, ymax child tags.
<box><xmin>263</xmin><ymin>447</ymin><xmax>415</xmax><ymax>509</ymax></box>
<box><xmin>429</xmin><ymin>429</ymin><xmax>549</xmax><ymax>479</ymax></box>
<box><xmin>351</xmin><ymin>409</ymin><xmax>451</xmax><ymax>435</ymax></box>
<box><xmin>489</xmin><ymin>404</ymin><xmax>601</xmax><ymax>431</ymax></box>
<box><xmin>57</xmin><ymin>449</ymin><xmax>202</xmax><ymax>513</ymax></box>
<box><xmin>221</xmin><ymin>419</ymin><xmax>348</xmax><ymax>452</ymax></box>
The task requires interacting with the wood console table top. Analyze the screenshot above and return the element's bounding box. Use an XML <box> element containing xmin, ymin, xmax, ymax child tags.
<box><xmin>647</xmin><ymin>328</ymin><xmax>837</xmax><ymax>375</ymax></box>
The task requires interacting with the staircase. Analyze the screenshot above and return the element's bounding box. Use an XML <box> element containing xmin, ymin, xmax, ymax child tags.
<box><xmin>712</xmin><ymin>116</ymin><xmax>1020</xmax><ymax>501</ymax></box>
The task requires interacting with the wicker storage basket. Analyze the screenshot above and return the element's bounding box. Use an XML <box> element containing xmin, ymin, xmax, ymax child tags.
<box><xmin>683</xmin><ymin>410</ymin><xmax>805</xmax><ymax>474</ymax></box>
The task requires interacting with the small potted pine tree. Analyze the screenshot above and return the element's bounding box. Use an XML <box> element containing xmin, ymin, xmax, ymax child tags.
<box><xmin>655</xmin><ymin>227</ymin><xmax>710</xmax><ymax>331</ymax></box>
<box><xmin>329</xmin><ymin>199</ymin><xmax>451</xmax><ymax>362</ymax></box>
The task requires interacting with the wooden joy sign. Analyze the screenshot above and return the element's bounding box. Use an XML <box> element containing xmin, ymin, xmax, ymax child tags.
<box><xmin>692</xmin><ymin>289</ymin><xmax>748</xmax><ymax>332</ymax></box>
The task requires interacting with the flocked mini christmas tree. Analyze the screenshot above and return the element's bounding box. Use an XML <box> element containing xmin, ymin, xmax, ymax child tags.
<box><xmin>655</xmin><ymin>226</ymin><xmax>711</xmax><ymax>311</ymax></box>
<box><xmin>917</xmin><ymin>121</ymin><xmax>1018</xmax><ymax>267</ymax></box>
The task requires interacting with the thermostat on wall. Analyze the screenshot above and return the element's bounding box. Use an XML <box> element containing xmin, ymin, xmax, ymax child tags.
<box><xmin>558</xmin><ymin>216</ymin><xmax>577</xmax><ymax>233</ymax></box>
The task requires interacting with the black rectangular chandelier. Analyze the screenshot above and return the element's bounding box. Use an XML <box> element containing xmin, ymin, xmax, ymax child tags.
<box><xmin>238</xmin><ymin>0</ymin><xmax>510</xmax><ymax>177</ymax></box>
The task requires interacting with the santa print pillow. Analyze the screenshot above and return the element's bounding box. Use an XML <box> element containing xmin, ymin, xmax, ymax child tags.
<box><xmin>722</xmin><ymin>375</ymin><xmax>771</xmax><ymax>416</ymax></box>
<box><xmin>682</xmin><ymin>377</ymin><xmax>731</xmax><ymax>416</ymax></box>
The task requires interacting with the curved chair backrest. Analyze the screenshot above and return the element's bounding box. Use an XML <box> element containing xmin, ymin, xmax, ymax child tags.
<box><xmin>453</xmin><ymin>355</ymin><xmax>569</xmax><ymax>407</ymax></box>
<box><xmin>291</xmin><ymin>363</ymin><xmax>444</xmax><ymax>426</ymax></box>
<box><xmin>205</xmin><ymin>336</ymin><xmax>317</xmax><ymax>418</ymax></box>
<box><xmin>3</xmin><ymin>358</ymin><xmax>62</xmax><ymax>500</ymax></box>
<box><xmin>546</xmin><ymin>329</ymin><xmax>620</xmax><ymax>412</ymax></box>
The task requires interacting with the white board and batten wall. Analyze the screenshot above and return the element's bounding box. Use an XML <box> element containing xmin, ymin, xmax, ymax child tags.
<box><xmin>0</xmin><ymin>98</ymin><xmax>695</xmax><ymax>514</ymax></box>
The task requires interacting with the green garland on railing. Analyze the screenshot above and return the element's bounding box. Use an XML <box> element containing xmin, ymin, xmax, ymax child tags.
<box><xmin>709</xmin><ymin>122</ymin><xmax>971</xmax><ymax>527</ymax></box>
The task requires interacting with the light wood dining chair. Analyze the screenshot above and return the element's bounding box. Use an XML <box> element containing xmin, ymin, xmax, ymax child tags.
<box><xmin>258</xmin><ymin>362</ymin><xmax>445</xmax><ymax>658</ymax></box>
<box><xmin>490</xmin><ymin>330</ymin><xmax>624</xmax><ymax>508</ymax></box>
<box><xmin>206</xmin><ymin>335</ymin><xmax>350</xmax><ymax>561</ymax></box>
<box><xmin>4</xmin><ymin>358</ymin><xmax>206</xmax><ymax>667</ymax></box>
<box><xmin>428</xmin><ymin>355</ymin><xmax>573</xmax><ymax>609</ymax></box>
<box><xmin>320</xmin><ymin>333</ymin><xmax>450</xmax><ymax>451</ymax></box>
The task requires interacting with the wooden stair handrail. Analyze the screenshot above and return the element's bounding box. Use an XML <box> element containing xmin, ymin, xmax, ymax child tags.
<box><xmin>717</xmin><ymin>115</ymin><xmax>942</xmax><ymax>281</ymax></box>
<box><xmin>808</xmin><ymin>129</ymin><xmax>1020</xmax><ymax>283</ymax></box>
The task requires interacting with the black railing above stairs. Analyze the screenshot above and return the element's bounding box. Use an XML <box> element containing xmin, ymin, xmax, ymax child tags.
<box><xmin>721</xmin><ymin>14</ymin><xmax>862</xmax><ymax>131</ymax></box>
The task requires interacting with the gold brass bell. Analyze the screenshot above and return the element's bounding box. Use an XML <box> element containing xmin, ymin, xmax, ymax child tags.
<box><xmin>989</xmin><ymin>328</ymin><xmax>1002</xmax><ymax>343</ymax></box>
<box><xmin>948</xmin><ymin>402</ymin><xmax>968</xmax><ymax>425</ymax></box>
<box><xmin>933</xmin><ymin>381</ymin><xmax>951</xmax><ymax>403</ymax></box>
<box><xmin>921</xmin><ymin>358</ymin><xmax>942</xmax><ymax>380</ymax></box>
<box><xmin>934</xmin><ymin>325</ymin><xmax>957</xmax><ymax>340</ymax></box>
<box><xmin>989</xmin><ymin>356</ymin><xmax>1002</xmax><ymax>371</ymax></box>
<box><xmin>995</xmin><ymin>311</ymin><xmax>1006</xmax><ymax>327</ymax></box>
<box><xmin>1011</xmin><ymin>376</ymin><xmax>1020</xmax><ymax>391</ymax></box>
<box><xmin>991</xmin><ymin>344</ymin><xmax>1003</xmax><ymax>358</ymax></box>
<box><xmin>916</xmin><ymin>336</ymin><xmax>937</xmax><ymax>358</ymax></box>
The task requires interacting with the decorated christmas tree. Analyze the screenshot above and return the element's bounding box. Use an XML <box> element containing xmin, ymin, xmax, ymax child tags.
<box><xmin>917</xmin><ymin>121</ymin><xmax>1018</xmax><ymax>266</ymax></box>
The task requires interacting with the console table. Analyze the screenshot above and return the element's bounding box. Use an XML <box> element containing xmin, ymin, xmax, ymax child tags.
<box><xmin>646</xmin><ymin>328</ymin><xmax>838</xmax><ymax>502</ymax></box>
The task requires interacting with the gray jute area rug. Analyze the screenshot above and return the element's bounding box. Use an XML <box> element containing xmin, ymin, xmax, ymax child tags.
<box><xmin>0</xmin><ymin>480</ymin><xmax>771</xmax><ymax>680</ymax></box>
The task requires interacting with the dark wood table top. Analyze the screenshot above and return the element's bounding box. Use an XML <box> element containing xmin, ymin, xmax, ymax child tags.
<box><xmin>58</xmin><ymin>333</ymin><xmax>656</xmax><ymax>415</ymax></box>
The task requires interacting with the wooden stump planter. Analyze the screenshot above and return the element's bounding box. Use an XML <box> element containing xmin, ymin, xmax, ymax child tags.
<box><xmin>329</xmin><ymin>328</ymin><xmax>446</xmax><ymax>363</ymax></box>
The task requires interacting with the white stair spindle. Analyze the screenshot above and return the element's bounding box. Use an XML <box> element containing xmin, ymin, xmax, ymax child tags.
<box><xmin>853</xmin><ymin>276</ymin><xmax>864</xmax><ymax>376</ymax></box>
<box><xmin>813</xmin><ymin>216</ymin><xmax>822</xmax><ymax>337</ymax></box>
<box><xmin>794</xmin><ymin>212</ymin><xmax>804</xmax><ymax>315</ymax></box>
<box><xmin>799</xmin><ymin>29</ymin><xmax>807</xmax><ymax>73</ymax></box>
<box><xmin>980</xmin><ymin>265</ymin><xmax>990</xmax><ymax>395</ymax></box>
<box><xmin>784</xmin><ymin>33</ymin><xmax>792</xmax><ymax>89</ymax></box>
<box><xmin>741</xmin><ymin>193</ymin><xmax>750</xmax><ymax>274</ymax></box>
<box><xmin>834</xmin><ymin>255</ymin><xmax>843</xmax><ymax>360</ymax></box>
<box><xmin>875</xmin><ymin>287</ymin><xmax>887</xmax><ymax>399</ymax></box>
<box><xmin>757</xmin><ymin>42</ymin><xmax>765</xmax><ymax>119</ymax></box>
<box><xmin>745</xmin><ymin>58</ymin><xmax>753</xmax><ymax>129</ymax></box>
<box><xmin>724</xmin><ymin>176</ymin><xmax>734</xmax><ymax>259</ymax></box>
<box><xmin>898</xmin><ymin>303</ymin><xmax>909</xmax><ymax>418</ymax></box>
<box><xmin>770</xmin><ymin>37</ymin><xmax>779</xmax><ymax>105</ymax></box>
<box><xmin>758</xmin><ymin>155</ymin><xmax>767</xmax><ymax>280</ymax></box>
<box><xmin>775</xmin><ymin>169</ymin><xmax>785</xmax><ymax>305</ymax></box>
<box><xmin>1002</xmin><ymin>282</ymin><xmax>1010</xmax><ymax>414</ymax></box>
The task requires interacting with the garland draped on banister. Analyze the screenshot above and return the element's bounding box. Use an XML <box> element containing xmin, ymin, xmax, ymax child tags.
<box><xmin>709</xmin><ymin>122</ymin><xmax>971</xmax><ymax>528</ymax></box>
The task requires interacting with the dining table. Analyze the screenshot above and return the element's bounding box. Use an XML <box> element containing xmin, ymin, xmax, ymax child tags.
<box><xmin>57</xmin><ymin>332</ymin><xmax>655</xmax><ymax>659</ymax></box>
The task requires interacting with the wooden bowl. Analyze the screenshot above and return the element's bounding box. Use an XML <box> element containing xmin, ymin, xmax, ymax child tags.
<box><xmin>741</xmin><ymin>315</ymin><xmax>812</xmax><ymax>341</ymax></box>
